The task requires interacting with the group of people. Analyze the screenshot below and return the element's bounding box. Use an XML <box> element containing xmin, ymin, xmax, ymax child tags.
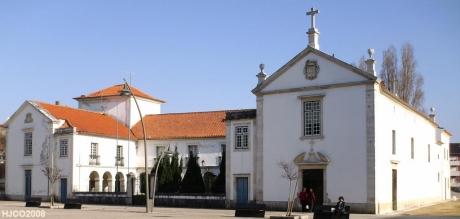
<box><xmin>297</xmin><ymin>187</ymin><xmax>347</xmax><ymax>215</ymax></box>
<box><xmin>297</xmin><ymin>187</ymin><xmax>316</xmax><ymax>212</ymax></box>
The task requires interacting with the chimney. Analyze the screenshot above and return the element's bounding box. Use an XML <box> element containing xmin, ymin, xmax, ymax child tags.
<box><xmin>306</xmin><ymin>8</ymin><xmax>320</xmax><ymax>49</ymax></box>
<box><xmin>256</xmin><ymin>63</ymin><xmax>267</xmax><ymax>85</ymax></box>
<box><xmin>365</xmin><ymin>48</ymin><xmax>377</xmax><ymax>76</ymax></box>
<box><xmin>429</xmin><ymin>107</ymin><xmax>436</xmax><ymax>122</ymax></box>
<box><xmin>55</xmin><ymin>101</ymin><xmax>60</xmax><ymax>105</ymax></box>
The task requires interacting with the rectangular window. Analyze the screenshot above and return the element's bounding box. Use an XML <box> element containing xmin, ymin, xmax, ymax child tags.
<box><xmin>90</xmin><ymin>143</ymin><xmax>98</xmax><ymax>158</ymax></box>
<box><xmin>392</xmin><ymin>130</ymin><xmax>396</xmax><ymax>155</ymax></box>
<box><xmin>156</xmin><ymin>146</ymin><xmax>165</xmax><ymax>158</ymax></box>
<box><xmin>60</xmin><ymin>139</ymin><xmax>68</xmax><ymax>157</ymax></box>
<box><xmin>303</xmin><ymin>100</ymin><xmax>321</xmax><ymax>136</ymax></box>
<box><xmin>24</xmin><ymin>132</ymin><xmax>32</xmax><ymax>156</ymax></box>
<box><xmin>188</xmin><ymin>145</ymin><xmax>198</xmax><ymax>156</ymax></box>
<box><xmin>235</xmin><ymin>126</ymin><xmax>249</xmax><ymax>149</ymax></box>
<box><xmin>428</xmin><ymin>144</ymin><xmax>431</xmax><ymax>162</ymax></box>
<box><xmin>410</xmin><ymin>138</ymin><xmax>414</xmax><ymax>159</ymax></box>
<box><xmin>116</xmin><ymin>145</ymin><xmax>123</xmax><ymax>159</ymax></box>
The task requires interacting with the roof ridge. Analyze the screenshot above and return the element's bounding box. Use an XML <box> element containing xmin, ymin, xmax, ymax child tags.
<box><xmin>145</xmin><ymin>109</ymin><xmax>256</xmax><ymax>116</ymax></box>
<box><xmin>31</xmin><ymin>100</ymin><xmax>105</xmax><ymax>115</ymax></box>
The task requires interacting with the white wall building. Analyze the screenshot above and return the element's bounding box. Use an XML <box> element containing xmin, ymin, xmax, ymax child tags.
<box><xmin>3</xmin><ymin>8</ymin><xmax>452</xmax><ymax>214</ymax></box>
<box><xmin>4</xmin><ymin>85</ymin><xmax>227</xmax><ymax>202</ymax></box>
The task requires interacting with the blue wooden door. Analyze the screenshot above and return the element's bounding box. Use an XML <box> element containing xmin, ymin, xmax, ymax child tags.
<box><xmin>60</xmin><ymin>178</ymin><xmax>67</xmax><ymax>203</ymax></box>
<box><xmin>236</xmin><ymin>177</ymin><xmax>248</xmax><ymax>204</ymax></box>
<box><xmin>24</xmin><ymin>170</ymin><xmax>31</xmax><ymax>200</ymax></box>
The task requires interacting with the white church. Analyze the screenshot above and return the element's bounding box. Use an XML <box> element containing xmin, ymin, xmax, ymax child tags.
<box><xmin>4</xmin><ymin>8</ymin><xmax>451</xmax><ymax>214</ymax></box>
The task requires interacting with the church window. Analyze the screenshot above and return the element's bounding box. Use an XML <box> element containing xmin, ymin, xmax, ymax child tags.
<box><xmin>60</xmin><ymin>139</ymin><xmax>68</xmax><ymax>157</ymax></box>
<box><xmin>410</xmin><ymin>138</ymin><xmax>414</xmax><ymax>159</ymax></box>
<box><xmin>24</xmin><ymin>132</ymin><xmax>33</xmax><ymax>156</ymax></box>
<box><xmin>235</xmin><ymin>126</ymin><xmax>249</xmax><ymax>149</ymax></box>
<box><xmin>303</xmin><ymin>100</ymin><xmax>321</xmax><ymax>136</ymax></box>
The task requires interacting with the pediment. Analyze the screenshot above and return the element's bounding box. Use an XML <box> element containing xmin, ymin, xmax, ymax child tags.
<box><xmin>253</xmin><ymin>47</ymin><xmax>376</xmax><ymax>94</ymax></box>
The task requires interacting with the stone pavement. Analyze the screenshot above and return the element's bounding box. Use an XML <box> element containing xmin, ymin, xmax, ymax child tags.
<box><xmin>0</xmin><ymin>201</ymin><xmax>458</xmax><ymax>219</ymax></box>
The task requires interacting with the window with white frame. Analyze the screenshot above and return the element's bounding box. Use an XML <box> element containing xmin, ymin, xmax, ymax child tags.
<box><xmin>392</xmin><ymin>130</ymin><xmax>396</xmax><ymax>155</ymax></box>
<box><xmin>156</xmin><ymin>146</ymin><xmax>165</xmax><ymax>158</ymax></box>
<box><xmin>303</xmin><ymin>100</ymin><xmax>321</xmax><ymax>136</ymax></box>
<box><xmin>116</xmin><ymin>145</ymin><xmax>123</xmax><ymax>160</ymax></box>
<box><xmin>188</xmin><ymin>145</ymin><xmax>198</xmax><ymax>156</ymax></box>
<box><xmin>235</xmin><ymin>126</ymin><xmax>249</xmax><ymax>149</ymax></box>
<box><xmin>428</xmin><ymin>144</ymin><xmax>431</xmax><ymax>162</ymax></box>
<box><xmin>410</xmin><ymin>138</ymin><xmax>414</xmax><ymax>159</ymax></box>
<box><xmin>90</xmin><ymin>143</ymin><xmax>98</xmax><ymax>158</ymax></box>
<box><xmin>24</xmin><ymin>132</ymin><xmax>32</xmax><ymax>156</ymax></box>
<box><xmin>60</xmin><ymin>139</ymin><xmax>68</xmax><ymax>157</ymax></box>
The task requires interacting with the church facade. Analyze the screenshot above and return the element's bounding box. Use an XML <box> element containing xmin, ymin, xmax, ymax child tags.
<box><xmin>225</xmin><ymin>9</ymin><xmax>451</xmax><ymax>214</ymax></box>
<box><xmin>4</xmin><ymin>9</ymin><xmax>452</xmax><ymax>214</ymax></box>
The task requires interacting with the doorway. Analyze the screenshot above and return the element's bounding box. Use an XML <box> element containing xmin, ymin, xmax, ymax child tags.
<box><xmin>392</xmin><ymin>169</ymin><xmax>397</xmax><ymax>210</ymax></box>
<box><xmin>24</xmin><ymin>170</ymin><xmax>31</xmax><ymax>200</ymax></box>
<box><xmin>60</xmin><ymin>178</ymin><xmax>67</xmax><ymax>203</ymax></box>
<box><xmin>236</xmin><ymin>177</ymin><xmax>249</xmax><ymax>204</ymax></box>
<box><xmin>302</xmin><ymin>169</ymin><xmax>324</xmax><ymax>204</ymax></box>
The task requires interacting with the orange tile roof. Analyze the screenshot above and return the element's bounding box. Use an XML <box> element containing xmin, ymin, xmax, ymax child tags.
<box><xmin>74</xmin><ymin>84</ymin><xmax>165</xmax><ymax>103</ymax></box>
<box><xmin>132</xmin><ymin>111</ymin><xmax>227</xmax><ymax>140</ymax></box>
<box><xmin>34</xmin><ymin>101</ymin><xmax>135</xmax><ymax>140</ymax></box>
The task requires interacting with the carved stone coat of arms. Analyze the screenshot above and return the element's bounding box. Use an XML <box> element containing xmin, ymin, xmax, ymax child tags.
<box><xmin>304</xmin><ymin>60</ymin><xmax>319</xmax><ymax>80</ymax></box>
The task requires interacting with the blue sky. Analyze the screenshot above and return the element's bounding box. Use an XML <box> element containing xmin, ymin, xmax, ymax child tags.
<box><xmin>0</xmin><ymin>0</ymin><xmax>459</xmax><ymax>141</ymax></box>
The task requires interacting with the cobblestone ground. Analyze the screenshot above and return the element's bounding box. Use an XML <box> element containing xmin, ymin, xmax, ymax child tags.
<box><xmin>0</xmin><ymin>201</ymin><xmax>459</xmax><ymax>219</ymax></box>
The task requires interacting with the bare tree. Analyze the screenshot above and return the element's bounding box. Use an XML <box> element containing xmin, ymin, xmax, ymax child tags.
<box><xmin>379</xmin><ymin>43</ymin><xmax>425</xmax><ymax>111</ymax></box>
<box><xmin>380</xmin><ymin>46</ymin><xmax>398</xmax><ymax>93</ymax></box>
<box><xmin>40</xmin><ymin>135</ymin><xmax>61</xmax><ymax>206</ymax></box>
<box><xmin>358</xmin><ymin>55</ymin><xmax>367</xmax><ymax>71</ymax></box>
<box><xmin>278</xmin><ymin>161</ymin><xmax>299</xmax><ymax>216</ymax></box>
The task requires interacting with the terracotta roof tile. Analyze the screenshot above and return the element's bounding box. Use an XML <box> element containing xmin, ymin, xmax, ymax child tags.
<box><xmin>74</xmin><ymin>84</ymin><xmax>165</xmax><ymax>103</ymax></box>
<box><xmin>34</xmin><ymin>101</ymin><xmax>135</xmax><ymax>140</ymax></box>
<box><xmin>132</xmin><ymin>111</ymin><xmax>227</xmax><ymax>140</ymax></box>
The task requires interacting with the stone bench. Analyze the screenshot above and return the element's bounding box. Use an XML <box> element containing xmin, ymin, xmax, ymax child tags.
<box><xmin>64</xmin><ymin>198</ymin><xmax>82</xmax><ymax>209</ymax></box>
<box><xmin>313</xmin><ymin>205</ymin><xmax>350</xmax><ymax>219</ymax></box>
<box><xmin>25</xmin><ymin>197</ymin><xmax>41</xmax><ymax>207</ymax></box>
<box><xmin>235</xmin><ymin>203</ymin><xmax>265</xmax><ymax>217</ymax></box>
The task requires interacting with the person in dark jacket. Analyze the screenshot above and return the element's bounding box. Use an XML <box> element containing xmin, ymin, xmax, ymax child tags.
<box><xmin>298</xmin><ymin>187</ymin><xmax>308</xmax><ymax>212</ymax></box>
<box><xmin>334</xmin><ymin>196</ymin><xmax>346</xmax><ymax>215</ymax></box>
<box><xmin>306</xmin><ymin>188</ymin><xmax>316</xmax><ymax>212</ymax></box>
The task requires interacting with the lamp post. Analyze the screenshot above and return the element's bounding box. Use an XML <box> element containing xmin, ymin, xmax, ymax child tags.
<box><xmin>152</xmin><ymin>147</ymin><xmax>173</xmax><ymax>211</ymax></box>
<box><xmin>120</xmin><ymin>79</ymin><xmax>151</xmax><ymax>213</ymax></box>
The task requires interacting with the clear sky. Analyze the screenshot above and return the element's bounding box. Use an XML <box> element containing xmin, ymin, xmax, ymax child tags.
<box><xmin>1</xmin><ymin>0</ymin><xmax>459</xmax><ymax>141</ymax></box>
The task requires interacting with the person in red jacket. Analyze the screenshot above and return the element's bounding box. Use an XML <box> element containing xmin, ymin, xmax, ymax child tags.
<box><xmin>298</xmin><ymin>187</ymin><xmax>308</xmax><ymax>212</ymax></box>
<box><xmin>306</xmin><ymin>188</ymin><xmax>316</xmax><ymax>212</ymax></box>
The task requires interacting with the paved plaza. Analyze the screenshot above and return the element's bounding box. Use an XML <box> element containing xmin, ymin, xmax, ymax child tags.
<box><xmin>0</xmin><ymin>201</ymin><xmax>459</xmax><ymax>219</ymax></box>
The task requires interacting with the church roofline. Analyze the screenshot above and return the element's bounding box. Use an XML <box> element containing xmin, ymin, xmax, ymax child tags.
<box><xmin>252</xmin><ymin>46</ymin><xmax>377</xmax><ymax>94</ymax></box>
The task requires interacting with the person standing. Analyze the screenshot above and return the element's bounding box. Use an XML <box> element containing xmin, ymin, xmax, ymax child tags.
<box><xmin>298</xmin><ymin>187</ymin><xmax>308</xmax><ymax>212</ymax></box>
<box><xmin>306</xmin><ymin>188</ymin><xmax>316</xmax><ymax>212</ymax></box>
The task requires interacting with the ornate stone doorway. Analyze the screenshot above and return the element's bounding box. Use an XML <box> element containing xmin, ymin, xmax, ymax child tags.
<box><xmin>294</xmin><ymin>149</ymin><xmax>329</xmax><ymax>205</ymax></box>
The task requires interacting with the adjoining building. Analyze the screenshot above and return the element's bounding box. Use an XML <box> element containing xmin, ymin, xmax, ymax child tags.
<box><xmin>3</xmin><ymin>8</ymin><xmax>452</xmax><ymax>214</ymax></box>
<box><xmin>450</xmin><ymin>143</ymin><xmax>460</xmax><ymax>192</ymax></box>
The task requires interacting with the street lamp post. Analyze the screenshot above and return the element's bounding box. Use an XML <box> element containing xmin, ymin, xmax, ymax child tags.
<box><xmin>152</xmin><ymin>147</ymin><xmax>173</xmax><ymax>211</ymax></box>
<box><xmin>120</xmin><ymin>79</ymin><xmax>151</xmax><ymax>213</ymax></box>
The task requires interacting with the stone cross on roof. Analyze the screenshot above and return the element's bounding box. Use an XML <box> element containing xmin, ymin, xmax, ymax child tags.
<box><xmin>306</xmin><ymin>7</ymin><xmax>319</xmax><ymax>29</ymax></box>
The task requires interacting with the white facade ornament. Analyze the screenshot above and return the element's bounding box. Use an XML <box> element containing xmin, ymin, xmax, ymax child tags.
<box><xmin>365</xmin><ymin>48</ymin><xmax>377</xmax><ymax>76</ymax></box>
<box><xmin>304</xmin><ymin>60</ymin><xmax>320</xmax><ymax>80</ymax></box>
<box><xmin>256</xmin><ymin>63</ymin><xmax>267</xmax><ymax>85</ymax></box>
